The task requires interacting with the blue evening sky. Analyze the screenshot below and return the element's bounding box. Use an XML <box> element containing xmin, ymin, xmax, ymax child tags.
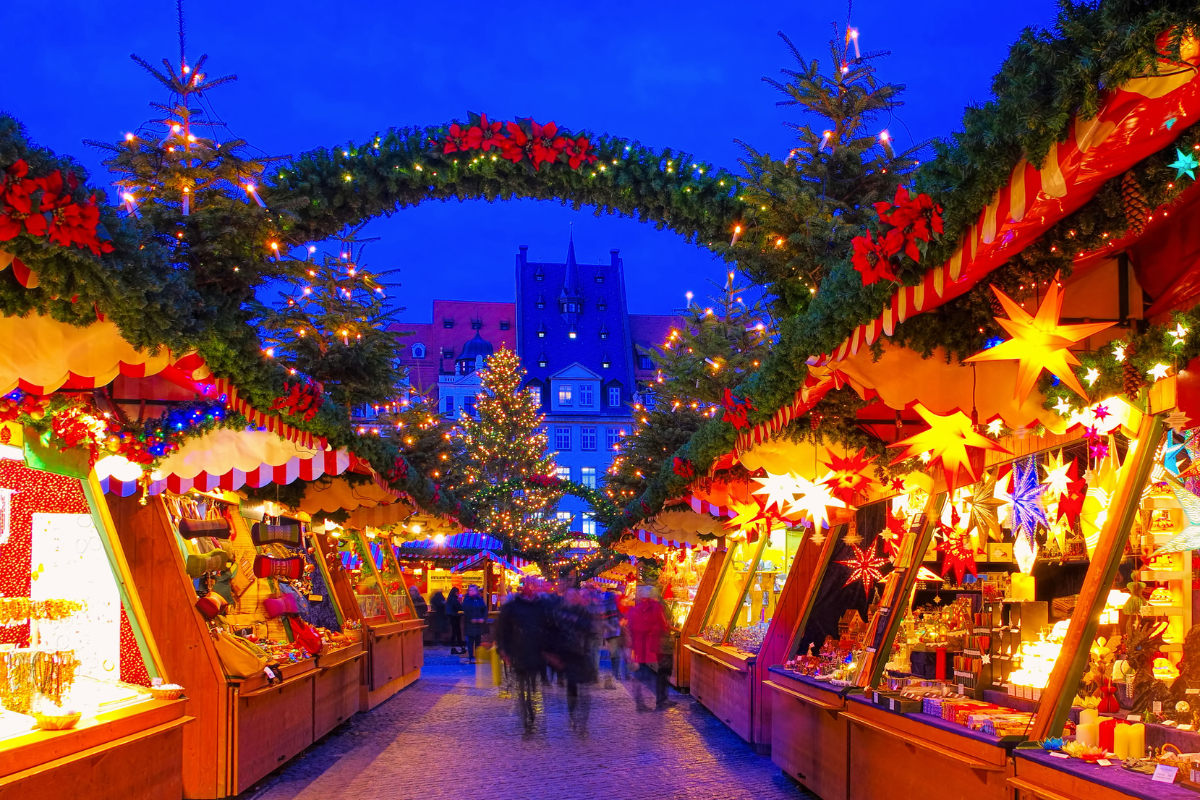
<box><xmin>1</xmin><ymin>1</ymin><xmax>1055</xmax><ymax>319</ymax></box>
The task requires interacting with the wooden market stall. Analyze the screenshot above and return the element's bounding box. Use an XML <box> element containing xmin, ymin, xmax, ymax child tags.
<box><xmin>0</xmin><ymin>434</ymin><xmax>187</xmax><ymax>800</ymax></box>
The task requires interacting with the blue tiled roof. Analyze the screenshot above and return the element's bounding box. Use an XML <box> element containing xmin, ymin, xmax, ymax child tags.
<box><xmin>516</xmin><ymin>239</ymin><xmax>636</xmax><ymax>417</ymax></box>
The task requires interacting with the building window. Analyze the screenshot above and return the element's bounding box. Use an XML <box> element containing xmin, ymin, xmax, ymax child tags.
<box><xmin>499</xmin><ymin>320</ymin><xmax>511</xmax><ymax>330</ymax></box>
<box><xmin>599</xmin><ymin>329</ymin><xmax>608</xmax><ymax>340</ymax></box>
<box><xmin>581</xmin><ymin>467</ymin><xmax>596</xmax><ymax>488</ymax></box>
<box><xmin>608</xmin><ymin>387</ymin><xmax>621</xmax><ymax>407</ymax></box>
<box><xmin>638</xmin><ymin>355</ymin><xmax>654</xmax><ymax>370</ymax></box>
<box><xmin>537</xmin><ymin>326</ymin><xmax>546</xmax><ymax>338</ymax></box>
<box><xmin>558</xmin><ymin>384</ymin><xmax>573</xmax><ymax>406</ymax></box>
<box><xmin>581</xmin><ymin>512</ymin><xmax>596</xmax><ymax>536</ymax></box>
<box><xmin>606</xmin><ymin>427</ymin><xmax>626</xmax><ymax>451</ymax></box>
<box><xmin>536</xmin><ymin>296</ymin><xmax>546</xmax><ymax>309</ymax></box>
<box><xmin>556</xmin><ymin>511</ymin><xmax>573</xmax><ymax>527</ymax></box>
<box><xmin>444</xmin><ymin>396</ymin><xmax>455</xmax><ymax>416</ymax></box>
<box><xmin>528</xmin><ymin>385</ymin><xmax>542</xmax><ymax>406</ymax></box>
<box><xmin>535</xmin><ymin>269</ymin><xmax>545</xmax><ymax>281</ymax></box>
<box><xmin>595</xmin><ymin>270</ymin><xmax>604</xmax><ymax>283</ymax></box>
<box><xmin>579</xmin><ymin>384</ymin><xmax>593</xmax><ymax>407</ymax></box>
<box><xmin>581</xmin><ymin>428</ymin><xmax>597</xmax><ymax>451</ymax></box>
<box><xmin>601</xmin><ymin>359</ymin><xmax>610</xmax><ymax>369</ymax></box>
<box><xmin>555</xmin><ymin>426</ymin><xmax>572</xmax><ymax>451</ymax></box>
<box><xmin>556</xmin><ymin>466</ymin><xmax>571</xmax><ymax>481</ymax></box>
<box><xmin>538</xmin><ymin>355</ymin><xmax>548</xmax><ymax>368</ymax></box>
<box><xmin>411</xmin><ymin>343</ymin><xmax>426</xmax><ymax>359</ymax></box>
<box><xmin>567</xmin><ymin>325</ymin><xmax>577</xmax><ymax>339</ymax></box>
<box><xmin>443</xmin><ymin>318</ymin><xmax>454</xmax><ymax>329</ymax></box>
<box><xmin>597</xmin><ymin>300</ymin><xmax>607</xmax><ymax>311</ymax></box>
<box><xmin>464</xmin><ymin>396</ymin><xmax>476</xmax><ymax>417</ymax></box>
<box><xmin>442</xmin><ymin>348</ymin><xmax>454</xmax><ymax>359</ymax></box>
<box><xmin>471</xmin><ymin>318</ymin><xmax>483</xmax><ymax>330</ymax></box>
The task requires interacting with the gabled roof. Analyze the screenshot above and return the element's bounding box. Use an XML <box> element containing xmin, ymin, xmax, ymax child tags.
<box><xmin>550</xmin><ymin>362</ymin><xmax>602</xmax><ymax>381</ymax></box>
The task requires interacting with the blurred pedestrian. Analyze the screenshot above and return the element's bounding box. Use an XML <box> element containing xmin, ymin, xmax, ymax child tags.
<box><xmin>447</xmin><ymin>586</ymin><xmax>464</xmax><ymax>653</ymax></box>
<box><xmin>430</xmin><ymin>589</ymin><xmax>447</xmax><ymax>645</ymax></box>
<box><xmin>593</xmin><ymin>584</ymin><xmax>625</xmax><ymax>687</ymax></box>
<box><xmin>628</xmin><ymin>586</ymin><xmax>673</xmax><ymax>710</ymax></box>
<box><xmin>553</xmin><ymin>588</ymin><xmax>598</xmax><ymax>729</ymax></box>
<box><xmin>408</xmin><ymin>584</ymin><xmax>428</xmax><ymax>620</ymax></box>
<box><xmin>462</xmin><ymin>584</ymin><xmax>488</xmax><ymax>663</ymax></box>
<box><xmin>495</xmin><ymin>578</ymin><xmax>551</xmax><ymax>732</ymax></box>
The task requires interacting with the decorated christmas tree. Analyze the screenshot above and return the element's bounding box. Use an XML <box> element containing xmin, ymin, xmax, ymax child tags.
<box><xmin>457</xmin><ymin>348</ymin><xmax>568</xmax><ymax>558</ymax></box>
<box><xmin>723</xmin><ymin>28</ymin><xmax>920</xmax><ymax>317</ymax></box>
<box><xmin>257</xmin><ymin>228</ymin><xmax>404</xmax><ymax>412</ymax></box>
<box><xmin>383</xmin><ymin>389</ymin><xmax>461</xmax><ymax>484</ymax></box>
<box><xmin>88</xmin><ymin>41</ymin><xmax>290</xmax><ymax>313</ymax></box>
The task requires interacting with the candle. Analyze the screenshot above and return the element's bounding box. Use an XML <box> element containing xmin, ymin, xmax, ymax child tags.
<box><xmin>1076</xmin><ymin>723</ymin><xmax>1099</xmax><ymax>748</ymax></box>
<box><xmin>1128</xmin><ymin>723</ymin><xmax>1145</xmax><ymax>758</ymax></box>
<box><xmin>1011</xmin><ymin>574</ymin><xmax>1036</xmax><ymax>601</ymax></box>
<box><xmin>1079</xmin><ymin>709</ymin><xmax>1099</xmax><ymax>727</ymax></box>
<box><xmin>1099</xmin><ymin>718</ymin><xmax>1116</xmax><ymax>752</ymax></box>
<box><xmin>1113</xmin><ymin>724</ymin><xmax>1130</xmax><ymax>760</ymax></box>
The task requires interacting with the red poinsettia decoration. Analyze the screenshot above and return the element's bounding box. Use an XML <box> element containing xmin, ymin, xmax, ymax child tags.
<box><xmin>443</xmin><ymin>123</ymin><xmax>470</xmax><ymax>154</ymax></box>
<box><xmin>269</xmin><ymin>381</ymin><xmax>324</xmax><ymax>421</ymax></box>
<box><xmin>529</xmin><ymin>121</ymin><xmax>568</xmax><ymax>170</ymax></box>
<box><xmin>529</xmin><ymin>474</ymin><xmax>563</xmax><ymax>488</ymax></box>
<box><xmin>821</xmin><ymin>447</ymin><xmax>877</xmax><ymax>505</ymax></box>
<box><xmin>466</xmin><ymin>114</ymin><xmax>503</xmax><ymax>151</ymax></box>
<box><xmin>0</xmin><ymin>159</ymin><xmax>113</xmax><ymax>254</ymax></box>
<box><xmin>386</xmin><ymin>455</ymin><xmax>409</xmax><ymax>483</ymax></box>
<box><xmin>721</xmin><ymin>388</ymin><xmax>755</xmax><ymax>431</ymax></box>
<box><xmin>851</xmin><ymin>185</ymin><xmax>943</xmax><ymax>287</ymax></box>
<box><xmin>672</xmin><ymin>457</ymin><xmax>695</xmax><ymax>479</ymax></box>
<box><xmin>566</xmin><ymin>136</ymin><xmax>598</xmax><ymax>169</ymax></box>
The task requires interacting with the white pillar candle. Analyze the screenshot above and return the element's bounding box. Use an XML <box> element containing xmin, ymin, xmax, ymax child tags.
<box><xmin>1076</xmin><ymin>723</ymin><xmax>1099</xmax><ymax>748</ymax></box>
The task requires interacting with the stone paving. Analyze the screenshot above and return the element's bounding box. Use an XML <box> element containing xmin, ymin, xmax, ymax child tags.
<box><xmin>243</xmin><ymin>647</ymin><xmax>815</xmax><ymax>800</ymax></box>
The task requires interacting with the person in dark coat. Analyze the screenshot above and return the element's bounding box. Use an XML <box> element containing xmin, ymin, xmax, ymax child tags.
<box><xmin>408</xmin><ymin>584</ymin><xmax>428</xmax><ymax>620</ymax></box>
<box><xmin>552</xmin><ymin>588</ymin><xmax>598</xmax><ymax>729</ymax></box>
<box><xmin>446</xmin><ymin>587</ymin><xmax>464</xmax><ymax>653</ymax></box>
<box><xmin>461</xmin><ymin>584</ymin><xmax>488</xmax><ymax>662</ymax></box>
<box><xmin>429</xmin><ymin>589</ymin><xmax>447</xmax><ymax>645</ymax></box>
<box><xmin>495</xmin><ymin>579</ymin><xmax>552</xmax><ymax>731</ymax></box>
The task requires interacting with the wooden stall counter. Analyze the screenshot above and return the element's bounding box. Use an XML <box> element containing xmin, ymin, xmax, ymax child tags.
<box><xmin>362</xmin><ymin>619</ymin><xmax>424</xmax><ymax>711</ymax></box>
<box><xmin>1011</xmin><ymin>749</ymin><xmax>1193</xmax><ymax>800</ymax></box>
<box><xmin>0</xmin><ymin>697</ymin><xmax>189</xmax><ymax>800</ymax></box>
<box><xmin>764</xmin><ymin>668</ymin><xmax>850</xmax><ymax>800</ymax></box>
<box><xmin>687</xmin><ymin>636</ymin><xmax>757</xmax><ymax>742</ymax></box>
<box><xmin>841</xmin><ymin>692</ymin><xmax>1010</xmax><ymax>800</ymax></box>
<box><xmin>229</xmin><ymin>663</ymin><xmax>317</xmax><ymax>796</ymax></box>
<box><xmin>314</xmin><ymin>643</ymin><xmax>364</xmax><ymax>740</ymax></box>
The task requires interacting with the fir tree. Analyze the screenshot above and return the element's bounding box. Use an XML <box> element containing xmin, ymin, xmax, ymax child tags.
<box><xmin>457</xmin><ymin>348</ymin><xmax>568</xmax><ymax>559</ymax></box>
<box><xmin>723</xmin><ymin>30</ymin><xmax>920</xmax><ymax>317</ymax></box>
<box><xmin>257</xmin><ymin>228</ymin><xmax>403</xmax><ymax>412</ymax></box>
<box><xmin>385</xmin><ymin>389</ymin><xmax>461</xmax><ymax>484</ymax></box>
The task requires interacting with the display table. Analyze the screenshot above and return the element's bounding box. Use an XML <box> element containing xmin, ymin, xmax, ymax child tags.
<box><xmin>313</xmin><ymin>643</ymin><xmax>364</xmax><ymax>739</ymax></box>
<box><xmin>841</xmin><ymin>693</ymin><xmax>1010</xmax><ymax>800</ymax></box>
<box><xmin>687</xmin><ymin>637</ymin><xmax>756</xmax><ymax>742</ymax></box>
<box><xmin>765</xmin><ymin>669</ymin><xmax>850</xmax><ymax>800</ymax></box>
<box><xmin>1012</xmin><ymin>749</ymin><xmax>1195</xmax><ymax>800</ymax></box>
<box><xmin>361</xmin><ymin>619</ymin><xmax>424</xmax><ymax>710</ymax></box>
<box><xmin>0</xmin><ymin>698</ymin><xmax>189</xmax><ymax>800</ymax></box>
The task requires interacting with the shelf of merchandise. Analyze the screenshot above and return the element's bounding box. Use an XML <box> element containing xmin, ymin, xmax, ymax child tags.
<box><xmin>0</xmin><ymin>462</ymin><xmax>188</xmax><ymax>800</ymax></box>
<box><xmin>661</xmin><ymin>543</ymin><xmax>725</xmax><ymax>691</ymax></box>
<box><xmin>105</xmin><ymin>491</ymin><xmax>364</xmax><ymax>798</ymax></box>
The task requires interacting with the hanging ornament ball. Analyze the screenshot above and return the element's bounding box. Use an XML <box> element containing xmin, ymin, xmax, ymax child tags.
<box><xmin>1178</xmin><ymin>701</ymin><xmax>1191</xmax><ymax>714</ymax></box>
<box><xmin>307</xmin><ymin>546</ymin><xmax>315</xmax><ymax>554</ymax></box>
<box><xmin>106</xmin><ymin>437</ymin><xmax>122</xmax><ymax>452</ymax></box>
<box><xmin>304</xmin><ymin>563</ymin><xmax>315</xmax><ymax>573</ymax></box>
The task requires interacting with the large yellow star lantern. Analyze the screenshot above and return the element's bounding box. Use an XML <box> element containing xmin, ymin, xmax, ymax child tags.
<box><xmin>786</xmin><ymin>474</ymin><xmax>847</xmax><ymax>530</ymax></box>
<box><xmin>752</xmin><ymin>472</ymin><xmax>799</xmax><ymax>516</ymax></box>
<box><xmin>964</xmin><ymin>280</ymin><xmax>1114</xmax><ymax>403</ymax></box>
<box><xmin>889</xmin><ymin>404</ymin><xmax>1010</xmax><ymax>493</ymax></box>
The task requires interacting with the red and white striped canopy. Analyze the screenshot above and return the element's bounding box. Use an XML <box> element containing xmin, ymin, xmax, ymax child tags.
<box><xmin>102</xmin><ymin>448</ymin><xmax>350</xmax><ymax>497</ymax></box>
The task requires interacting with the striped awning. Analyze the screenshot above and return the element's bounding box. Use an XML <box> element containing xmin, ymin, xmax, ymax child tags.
<box><xmin>200</xmin><ymin>377</ymin><xmax>324</xmax><ymax>451</ymax></box>
<box><xmin>451</xmin><ymin>550</ymin><xmax>525</xmax><ymax>574</ymax></box>
<box><xmin>397</xmin><ymin>532</ymin><xmax>504</xmax><ymax>552</ymax></box>
<box><xmin>102</xmin><ymin>448</ymin><xmax>351</xmax><ymax>496</ymax></box>
<box><xmin>634</xmin><ymin>528</ymin><xmax>695</xmax><ymax>550</ymax></box>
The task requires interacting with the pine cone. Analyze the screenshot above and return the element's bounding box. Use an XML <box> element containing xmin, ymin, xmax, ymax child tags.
<box><xmin>1123</xmin><ymin>345</ymin><xmax>1144</xmax><ymax>398</ymax></box>
<box><xmin>810</xmin><ymin>411</ymin><xmax>823</xmax><ymax>431</ymax></box>
<box><xmin>989</xmin><ymin>292</ymin><xmax>1004</xmax><ymax>317</ymax></box>
<box><xmin>1121</xmin><ymin>171</ymin><xmax>1151</xmax><ymax>236</ymax></box>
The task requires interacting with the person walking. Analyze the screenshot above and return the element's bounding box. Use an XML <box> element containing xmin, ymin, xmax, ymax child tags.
<box><xmin>446</xmin><ymin>586</ymin><xmax>464</xmax><ymax>653</ymax></box>
<box><xmin>429</xmin><ymin>589</ymin><xmax>447</xmax><ymax>646</ymax></box>
<box><xmin>461</xmin><ymin>584</ymin><xmax>488</xmax><ymax>663</ymax></box>
<box><xmin>594</xmin><ymin>585</ymin><xmax>624</xmax><ymax>687</ymax></box>
<box><xmin>627</xmin><ymin>586</ymin><xmax>673</xmax><ymax>710</ymax></box>
<box><xmin>553</xmin><ymin>588</ymin><xmax>598</xmax><ymax>729</ymax></box>
<box><xmin>495</xmin><ymin>579</ymin><xmax>551</xmax><ymax>732</ymax></box>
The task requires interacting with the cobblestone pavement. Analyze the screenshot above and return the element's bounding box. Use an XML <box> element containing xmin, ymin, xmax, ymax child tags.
<box><xmin>244</xmin><ymin>647</ymin><xmax>814</xmax><ymax>800</ymax></box>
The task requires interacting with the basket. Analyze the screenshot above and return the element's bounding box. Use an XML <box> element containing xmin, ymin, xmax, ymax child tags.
<box><xmin>150</xmin><ymin>686</ymin><xmax>185</xmax><ymax>701</ymax></box>
<box><xmin>33</xmin><ymin>710</ymin><xmax>82</xmax><ymax>731</ymax></box>
<box><xmin>1157</xmin><ymin>743</ymin><xmax>1200</xmax><ymax>790</ymax></box>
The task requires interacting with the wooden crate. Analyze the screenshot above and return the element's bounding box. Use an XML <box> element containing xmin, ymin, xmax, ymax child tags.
<box><xmin>766</xmin><ymin>674</ymin><xmax>849</xmax><ymax>800</ymax></box>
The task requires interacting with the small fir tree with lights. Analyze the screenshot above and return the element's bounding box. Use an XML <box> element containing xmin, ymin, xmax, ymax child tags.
<box><xmin>723</xmin><ymin>28</ymin><xmax>919</xmax><ymax>317</ymax></box>
<box><xmin>384</xmin><ymin>389</ymin><xmax>461</xmax><ymax>484</ymax></box>
<box><xmin>457</xmin><ymin>348</ymin><xmax>568</xmax><ymax>558</ymax></box>
<box><xmin>257</xmin><ymin>228</ymin><xmax>403</xmax><ymax>412</ymax></box>
<box><xmin>606</xmin><ymin>274</ymin><xmax>772</xmax><ymax>503</ymax></box>
<box><xmin>88</xmin><ymin>47</ymin><xmax>292</xmax><ymax>313</ymax></box>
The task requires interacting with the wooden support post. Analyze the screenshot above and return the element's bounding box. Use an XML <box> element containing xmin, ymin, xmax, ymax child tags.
<box><xmin>858</xmin><ymin>491</ymin><xmax>946</xmax><ymax>690</ymax></box>
<box><xmin>1028</xmin><ymin>411</ymin><xmax>1165</xmax><ymax>741</ymax></box>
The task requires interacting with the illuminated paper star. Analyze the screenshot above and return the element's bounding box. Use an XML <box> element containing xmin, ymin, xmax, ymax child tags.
<box><xmin>1155</xmin><ymin>483</ymin><xmax>1200</xmax><ymax>554</ymax></box>
<box><xmin>785</xmin><ymin>474</ymin><xmax>847</xmax><ymax>529</ymax></box>
<box><xmin>1170</xmin><ymin>147</ymin><xmax>1200</xmax><ymax>180</ymax></box>
<box><xmin>1056</xmin><ymin>469</ymin><xmax>1087</xmax><ymax>529</ymax></box>
<box><xmin>1169</xmin><ymin>323</ymin><xmax>1190</xmax><ymax>346</ymax></box>
<box><xmin>881</xmin><ymin>505</ymin><xmax>909</xmax><ymax>558</ymax></box>
<box><xmin>890</xmin><ymin>478</ymin><xmax>906</xmax><ymax>492</ymax></box>
<box><xmin>1164</xmin><ymin>430</ymin><xmax>1189</xmax><ymax>477</ymax></box>
<box><xmin>986</xmin><ymin>418</ymin><xmax>1004</xmax><ymax>437</ymax></box>
<box><xmin>1113</xmin><ymin>343</ymin><xmax>1127</xmax><ymax>362</ymax></box>
<box><xmin>1166</xmin><ymin>410</ymin><xmax>1192</xmax><ymax>434</ymax></box>
<box><xmin>1042</xmin><ymin>451</ymin><xmax>1075</xmax><ymax>500</ymax></box>
<box><xmin>724</xmin><ymin>502</ymin><xmax>769</xmax><ymax>533</ymax></box>
<box><xmin>1149</xmin><ymin>363</ymin><xmax>1172</xmax><ymax>382</ymax></box>
<box><xmin>1084</xmin><ymin>367</ymin><xmax>1100</xmax><ymax>386</ymax></box>
<box><xmin>821</xmin><ymin>448</ymin><xmax>877</xmax><ymax>505</ymax></box>
<box><xmin>1054</xmin><ymin>397</ymin><xmax>1074</xmax><ymax>415</ymax></box>
<box><xmin>962</xmin><ymin>473</ymin><xmax>1005</xmax><ymax>541</ymax></box>
<box><xmin>889</xmin><ymin>404</ymin><xmax>1010</xmax><ymax>493</ymax></box>
<box><xmin>1010</xmin><ymin>456</ymin><xmax>1050</xmax><ymax>543</ymax></box>
<box><xmin>1080</xmin><ymin>446</ymin><xmax>1117</xmax><ymax>557</ymax></box>
<box><xmin>752</xmin><ymin>472</ymin><xmax>799</xmax><ymax>515</ymax></box>
<box><xmin>964</xmin><ymin>281</ymin><xmax>1115</xmax><ymax>402</ymax></box>
<box><xmin>837</xmin><ymin>540</ymin><xmax>889</xmax><ymax>599</ymax></box>
<box><xmin>939</xmin><ymin>531</ymin><xmax>978</xmax><ymax>585</ymax></box>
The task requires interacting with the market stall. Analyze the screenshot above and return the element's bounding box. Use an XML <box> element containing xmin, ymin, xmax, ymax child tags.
<box><xmin>0</xmin><ymin>444</ymin><xmax>186</xmax><ymax>800</ymax></box>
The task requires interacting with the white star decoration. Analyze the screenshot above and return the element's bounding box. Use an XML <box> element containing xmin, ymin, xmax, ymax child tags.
<box><xmin>1042</xmin><ymin>451</ymin><xmax>1074</xmax><ymax>500</ymax></box>
<box><xmin>1149</xmin><ymin>363</ymin><xmax>1173</xmax><ymax>382</ymax></box>
<box><xmin>986</xmin><ymin>418</ymin><xmax>1004</xmax><ymax>437</ymax></box>
<box><xmin>981</xmin><ymin>654</ymin><xmax>991</xmax><ymax>665</ymax></box>
<box><xmin>1084</xmin><ymin>367</ymin><xmax>1100</xmax><ymax>386</ymax></box>
<box><xmin>752</xmin><ymin>472</ymin><xmax>799</xmax><ymax>515</ymax></box>
<box><xmin>785</xmin><ymin>474</ymin><xmax>846</xmax><ymax>529</ymax></box>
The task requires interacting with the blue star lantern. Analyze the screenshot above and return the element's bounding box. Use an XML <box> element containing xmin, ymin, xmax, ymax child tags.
<box><xmin>1009</xmin><ymin>456</ymin><xmax>1049</xmax><ymax>544</ymax></box>
<box><xmin>1164</xmin><ymin>430</ymin><xmax>1191</xmax><ymax>477</ymax></box>
<box><xmin>1169</xmin><ymin>148</ymin><xmax>1200</xmax><ymax>181</ymax></box>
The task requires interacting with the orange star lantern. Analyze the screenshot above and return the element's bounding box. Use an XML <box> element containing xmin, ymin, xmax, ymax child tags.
<box><xmin>964</xmin><ymin>280</ymin><xmax>1114</xmax><ymax>403</ymax></box>
<box><xmin>889</xmin><ymin>404</ymin><xmax>1009</xmax><ymax>493</ymax></box>
<box><xmin>822</xmin><ymin>447</ymin><xmax>877</xmax><ymax>505</ymax></box>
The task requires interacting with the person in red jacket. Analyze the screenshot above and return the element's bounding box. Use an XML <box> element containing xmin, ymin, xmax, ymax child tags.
<box><xmin>627</xmin><ymin>586</ymin><xmax>675</xmax><ymax>710</ymax></box>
